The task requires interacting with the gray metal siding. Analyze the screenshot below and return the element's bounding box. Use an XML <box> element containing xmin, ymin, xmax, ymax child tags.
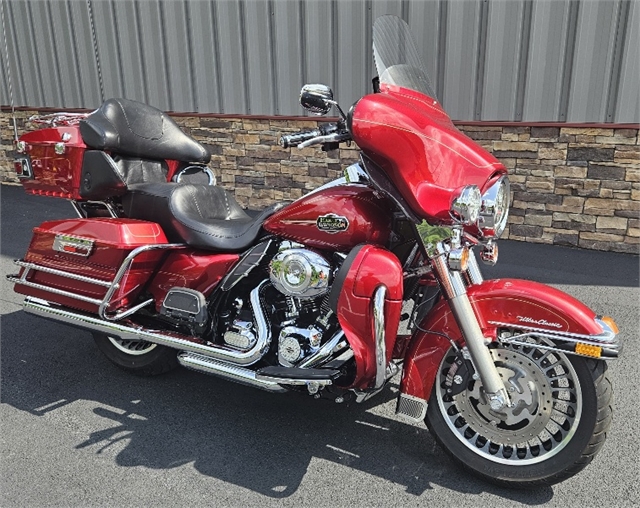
<box><xmin>615</xmin><ymin>0</ymin><xmax>639</xmax><ymax>122</ymax></box>
<box><xmin>1</xmin><ymin>0</ymin><xmax>638</xmax><ymax>122</ymax></box>
<box><xmin>522</xmin><ymin>1</ymin><xmax>570</xmax><ymax>122</ymax></box>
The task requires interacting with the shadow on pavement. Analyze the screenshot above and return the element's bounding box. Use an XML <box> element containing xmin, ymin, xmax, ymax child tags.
<box><xmin>0</xmin><ymin>309</ymin><xmax>553</xmax><ymax>503</ymax></box>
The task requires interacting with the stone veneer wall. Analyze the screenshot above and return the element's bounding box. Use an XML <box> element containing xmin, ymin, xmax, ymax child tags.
<box><xmin>1</xmin><ymin>110</ymin><xmax>638</xmax><ymax>253</ymax></box>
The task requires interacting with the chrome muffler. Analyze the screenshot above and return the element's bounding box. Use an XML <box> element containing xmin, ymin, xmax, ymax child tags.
<box><xmin>177</xmin><ymin>352</ymin><xmax>287</xmax><ymax>393</ymax></box>
<box><xmin>22</xmin><ymin>281</ymin><xmax>271</xmax><ymax>367</ymax></box>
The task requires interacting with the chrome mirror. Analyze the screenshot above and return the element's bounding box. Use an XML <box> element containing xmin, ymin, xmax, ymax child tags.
<box><xmin>300</xmin><ymin>84</ymin><xmax>334</xmax><ymax>115</ymax></box>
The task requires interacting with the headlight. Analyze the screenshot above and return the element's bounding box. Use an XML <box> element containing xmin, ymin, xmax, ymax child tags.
<box><xmin>479</xmin><ymin>176</ymin><xmax>510</xmax><ymax>239</ymax></box>
<box><xmin>451</xmin><ymin>185</ymin><xmax>482</xmax><ymax>224</ymax></box>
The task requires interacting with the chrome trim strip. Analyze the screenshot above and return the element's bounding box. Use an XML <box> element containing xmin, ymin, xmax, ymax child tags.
<box><xmin>373</xmin><ymin>285</ymin><xmax>387</xmax><ymax>390</ymax></box>
<box><xmin>494</xmin><ymin>326</ymin><xmax>620</xmax><ymax>358</ymax></box>
<box><xmin>22</xmin><ymin>280</ymin><xmax>272</xmax><ymax>366</ymax></box>
<box><xmin>13</xmin><ymin>260</ymin><xmax>114</xmax><ymax>288</ymax></box>
<box><xmin>178</xmin><ymin>352</ymin><xmax>286</xmax><ymax>393</ymax></box>
<box><xmin>488</xmin><ymin>320</ymin><xmax>617</xmax><ymax>343</ymax></box>
<box><xmin>498</xmin><ymin>336</ymin><xmax>618</xmax><ymax>358</ymax></box>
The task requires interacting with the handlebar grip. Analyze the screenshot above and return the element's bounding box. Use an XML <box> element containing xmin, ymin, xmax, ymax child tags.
<box><xmin>279</xmin><ymin>129</ymin><xmax>321</xmax><ymax>148</ymax></box>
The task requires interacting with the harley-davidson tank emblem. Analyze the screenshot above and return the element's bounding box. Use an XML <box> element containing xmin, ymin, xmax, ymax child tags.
<box><xmin>316</xmin><ymin>214</ymin><xmax>349</xmax><ymax>234</ymax></box>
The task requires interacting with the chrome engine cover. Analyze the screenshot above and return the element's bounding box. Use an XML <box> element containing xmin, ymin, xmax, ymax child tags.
<box><xmin>269</xmin><ymin>248</ymin><xmax>331</xmax><ymax>299</ymax></box>
<box><xmin>223</xmin><ymin>319</ymin><xmax>258</xmax><ymax>350</ymax></box>
<box><xmin>278</xmin><ymin>325</ymin><xmax>323</xmax><ymax>366</ymax></box>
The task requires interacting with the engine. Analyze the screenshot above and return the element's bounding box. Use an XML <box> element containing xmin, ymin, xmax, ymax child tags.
<box><xmin>266</xmin><ymin>247</ymin><xmax>335</xmax><ymax>365</ymax></box>
<box><xmin>215</xmin><ymin>242</ymin><xmax>348</xmax><ymax>371</ymax></box>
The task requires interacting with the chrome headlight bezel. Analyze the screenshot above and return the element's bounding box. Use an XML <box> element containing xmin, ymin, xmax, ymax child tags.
<box><xmin>451</xmin><ymin>185</ymin><xmax>482</xmax><ymax>225</ymax></box>
<box><xmin>479</xmin><ymin>176</ymin><xmax>510</xmax><ymax>239</ymax></box>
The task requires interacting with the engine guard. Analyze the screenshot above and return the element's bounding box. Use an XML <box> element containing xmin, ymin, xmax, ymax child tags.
<box><xmin>399</xmin><ymin>278</ymin><xmax>620</xmax><ymax>407</ymax></box>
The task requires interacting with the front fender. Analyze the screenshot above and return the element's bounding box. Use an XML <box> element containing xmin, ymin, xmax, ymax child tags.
<box><xmin>400</xmin><ymin>278</ymin><xmax>605</xmax><ymax>402</ymax></box>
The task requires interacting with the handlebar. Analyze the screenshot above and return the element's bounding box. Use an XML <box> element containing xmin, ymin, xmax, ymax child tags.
<box><xmin>279</xmin><ymin>130</ymin><xmax>321</xmax><ymax>148</ymax></box>
<box><xmin>279</xmin><ymin>122</ymin><xmax>351</xmax><ymax>149</ymax></box>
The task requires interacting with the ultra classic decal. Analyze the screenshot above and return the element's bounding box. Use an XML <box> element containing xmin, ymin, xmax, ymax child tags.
<box><xmin>316</xmin><ymin>213</ymin><xmax>349</xmax><ymax>234</ymax></box>
<box><xmin>516</xmin><ymin>316</ymin><xmax>563</xmax><ymax>329</ymax></box>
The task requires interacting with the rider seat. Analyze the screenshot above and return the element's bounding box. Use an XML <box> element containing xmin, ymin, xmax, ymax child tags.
<box><xmin>122</xmin><ymin>183</ymin><xmax>283</xmax><ymax>252</ymax></box>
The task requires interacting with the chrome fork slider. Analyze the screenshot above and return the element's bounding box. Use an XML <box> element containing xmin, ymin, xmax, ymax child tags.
<box><xmin>430</xmin><ymin>244</ymin><xmax>510</xmax><ymax>410</ymax></box>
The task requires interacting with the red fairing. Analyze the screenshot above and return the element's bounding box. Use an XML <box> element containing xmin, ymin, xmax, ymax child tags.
<box><xmin>14</xmin><ymin>218</ymin><xmax>168</xmax><ymax>313</ymax></box>
<box><xmin>19</xmin><ymin>126</ymin><xmax>86</xmax><ymax>200</ymax></box>
<box><xmin>350</xmin><ymin>84</ymin><xmax>507</xmax><ymax>223</ymax></box>
<box><xmin>400</xmin><ymin>278</ymin><xmax>603</xmax><ymax>402</ymax></box>
<box><xmin>149</xmin><ymin>251</ymin><xmax>240</xmax><ymax>311</ymax></box>
<box><xmin>335</xmin><ymin>245</ymin><xmax>403</xmax><ymax>389</ymax></box>
<box><xmin>263</xmin><ymin>185</ymin><xmax>391</xmax><ymax>252</ymax></box>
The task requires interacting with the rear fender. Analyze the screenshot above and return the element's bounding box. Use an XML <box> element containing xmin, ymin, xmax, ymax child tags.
<box><xmin>401</xmin><ymin>278</ymin><xmax>607</xmax><ymax>402</ymax></box>
<box><xmin>330</xmin><ymin>244</ymin><xmax>403</xmax><ymax>389</ymax></box>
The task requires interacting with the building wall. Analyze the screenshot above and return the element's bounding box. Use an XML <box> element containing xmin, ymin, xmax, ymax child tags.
<box><xmin>1</xmin><ymin>111</ymin><xmax>638</xmax><ymax>253</ymax></box>
<box><xmin>1</xmin><ymin>0</ymin><xmax>638</xmax><ymax>123</ymax></box>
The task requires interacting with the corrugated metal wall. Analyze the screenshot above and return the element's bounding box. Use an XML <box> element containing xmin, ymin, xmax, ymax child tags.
<box><xmin>1</xmin><ymin>0</ymin><xmax>638</xmax><ymax>122</ymax></box>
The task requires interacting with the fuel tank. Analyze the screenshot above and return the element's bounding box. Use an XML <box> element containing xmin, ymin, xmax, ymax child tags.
<box><xmin>262</xmin><ymin>184</ymin><xmax>392</xmax><ymax>252</ymax></box>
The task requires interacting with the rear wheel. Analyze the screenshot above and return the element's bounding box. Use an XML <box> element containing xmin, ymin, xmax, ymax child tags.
<box><xmin>426</xmin><ymin>338</ymin><xmax>612</xmax><ymax>487</ymax></box>
<box><xmin>93</xmin><ymin>332</ymin><xmax>178</xmax><ymax>376</ymax></box>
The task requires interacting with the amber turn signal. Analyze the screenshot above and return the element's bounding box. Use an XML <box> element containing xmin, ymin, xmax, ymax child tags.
<box><xmin>448</xmin><ymin>247</ymin><xmax>469</xmax><ymax>271</ymax></box>
<box><xmin>600</xmin><ymin>316</ymin><xmax>619</xmax><ymax>334</ymax></box>
<box><xmin>575</xmin><ymin>343</ymin><xmax>602</xmax><ymax>358</ymax></box>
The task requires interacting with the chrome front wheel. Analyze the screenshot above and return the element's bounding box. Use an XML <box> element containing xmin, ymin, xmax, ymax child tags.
<box><xmin>426</xmin><ymin>337</ymin><xmax>612</xmax><ymax>487</ymax></box>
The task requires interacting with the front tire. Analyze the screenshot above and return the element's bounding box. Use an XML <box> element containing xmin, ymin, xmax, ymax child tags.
<box><xmin>93</xmin><ymin>332</ymin><xmax>178</xmax><ymax>376</ymax></box>
<box><xmin>426</xmin><ymin>339</ymin><xmax>612</xmax><ymax>487</ymax></box>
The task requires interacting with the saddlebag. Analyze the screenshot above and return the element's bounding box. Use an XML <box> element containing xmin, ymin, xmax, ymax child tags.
<box><xmin>11</xmin><ymin>218</ymin><xmax>171</xmax><ymax>314</ymax></box>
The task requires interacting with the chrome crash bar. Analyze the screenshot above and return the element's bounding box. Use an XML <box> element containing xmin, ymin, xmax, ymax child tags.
<box><xmin>7</xmin><ymin>243</ymin><xmax>185</xmax><ymax>321</ymax></box>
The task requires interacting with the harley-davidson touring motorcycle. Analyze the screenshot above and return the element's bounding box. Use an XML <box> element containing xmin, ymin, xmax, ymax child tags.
<box><xmin>8</xmin><ymin>16</ymin><xmax>619</xmax><ymax>487</ymax></box>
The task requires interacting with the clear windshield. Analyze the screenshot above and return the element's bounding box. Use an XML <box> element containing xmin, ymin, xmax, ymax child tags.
<box><xmin>373</xmin><ymin>16</ymin><xmax>437</xmax><ymax>99</ymax></box>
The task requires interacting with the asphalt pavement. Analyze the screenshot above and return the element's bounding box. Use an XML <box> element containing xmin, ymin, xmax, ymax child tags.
<box><xmin>1</xmin><ymin>184</ymin><xmax>638</xmax><ymax>507</ymax></box>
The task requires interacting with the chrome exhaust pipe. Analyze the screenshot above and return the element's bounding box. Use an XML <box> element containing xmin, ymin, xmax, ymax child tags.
<box><xmin>177</xmin><ymin>352</ymin><xmax>287</xmax><ymax>393</ymax></box>
<box><xmin>22</xmin><ymin>280</ymin><xmax>272</xmax><ymax>366</ymax></box>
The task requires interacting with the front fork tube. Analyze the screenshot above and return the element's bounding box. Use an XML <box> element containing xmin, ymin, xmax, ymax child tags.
<box><xmin>430</xmin><ymin>253</ymin><xmax>511</xmax><ymax>411</ymax></box>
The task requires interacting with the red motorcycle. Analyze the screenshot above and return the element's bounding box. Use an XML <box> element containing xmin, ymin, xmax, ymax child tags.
<box><xmin>8</xmin><ymin>16</ymin><xmax>619</xmax><ymax>487</ymax></box>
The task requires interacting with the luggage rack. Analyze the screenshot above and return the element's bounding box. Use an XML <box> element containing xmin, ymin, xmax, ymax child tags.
<box><xmin>27</xmin><ymin>112</ymin><xmax>90</xmax><ymax>127</ymax></box>
<box><xmin>7</xmin><ymin>243</ymin><xmax>185</xmax><ymax>321</ymax></box>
